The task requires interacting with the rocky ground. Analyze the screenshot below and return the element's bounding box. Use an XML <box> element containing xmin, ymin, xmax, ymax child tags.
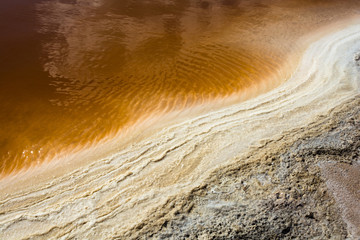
<box><xmin>121</xmin><ymin>96</ymin><xmax>360</xmax><ymax>240</ymax></box>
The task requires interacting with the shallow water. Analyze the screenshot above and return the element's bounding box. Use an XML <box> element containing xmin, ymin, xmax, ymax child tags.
<box><xmin>0</xmin><ymin>0</ymin><xmax>358</xmax><ymax>176</ymax></box>
<box><xmin>1</xmin><ymin>20</ymin><xmax>360</xmax><ymax>239</ymax></box>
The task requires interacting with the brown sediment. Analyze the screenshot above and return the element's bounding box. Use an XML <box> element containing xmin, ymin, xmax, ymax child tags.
<box><xmin>0</xmin><ymin>0</ymin><xmax>359</xmax><ymax>176</ymax></box>
<box><xmin>319</xmin><ymin>162</ymin><xmax>360</xmax><ymax>238</ymax></box>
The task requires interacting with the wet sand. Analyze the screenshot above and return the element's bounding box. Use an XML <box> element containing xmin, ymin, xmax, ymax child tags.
<box><xmin>1</xmin><ymin>18</ymin><xmax>360</xmax><ymax>239</ymax></box>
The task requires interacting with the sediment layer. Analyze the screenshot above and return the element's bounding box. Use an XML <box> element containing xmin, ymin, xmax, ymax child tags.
<box><xmin>0</xmin><ymin>22</ymin><xmax>359</xmax><ymax>239</ymax></box>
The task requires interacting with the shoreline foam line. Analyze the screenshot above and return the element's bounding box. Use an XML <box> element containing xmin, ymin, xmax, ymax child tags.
<box><xmin>0</xmin><ymin>22</ymin><xmax>360</xmax><ymax>239</ymax></box>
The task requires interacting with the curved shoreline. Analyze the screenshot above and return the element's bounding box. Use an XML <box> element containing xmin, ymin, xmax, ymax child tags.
<box><xmin>128</xmin><ymin>95</ymin><xmax>360</xmax><ymax>240</ymax></box>
<box><xmin>0</xmin><ymin>20</ymin><xmax>360</xmax><ymax>239</ymax></box>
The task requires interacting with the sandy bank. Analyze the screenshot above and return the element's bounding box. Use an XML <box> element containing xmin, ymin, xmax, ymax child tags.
<box><xmin>127</xmin><ymin>95</ymin><xmax>360</xmax><ymax>239</ymax></box>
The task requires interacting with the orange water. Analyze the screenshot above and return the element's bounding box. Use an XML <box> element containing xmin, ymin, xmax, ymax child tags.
<box><xmin>0</xmin><ymin>0</ymin><xmax>358</xmax><ymax>176</ymax></box>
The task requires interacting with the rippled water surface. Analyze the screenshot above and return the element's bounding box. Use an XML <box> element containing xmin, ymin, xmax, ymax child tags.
<box><xmin>0</xmin><ymin>0</ymin><xmax>358</xmax><ymax>175</ymax></box>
